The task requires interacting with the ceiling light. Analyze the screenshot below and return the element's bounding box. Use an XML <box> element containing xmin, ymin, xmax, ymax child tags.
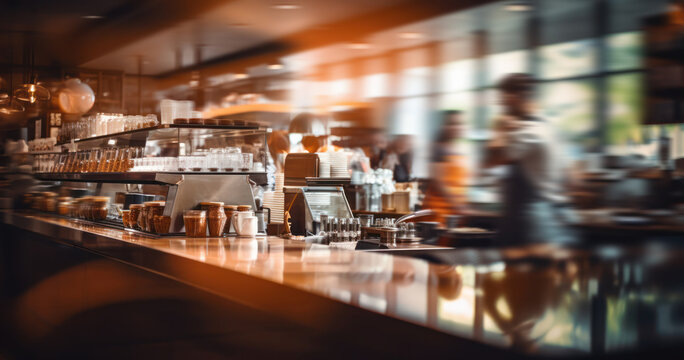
<box><xmin>272</xmin><ymin>4</ymin><xmax>301</xmax><ymax>10</ymax></box>
<box><xmin>82</xmin><ymin>15</ymin><xmax>104</xmax><ymax>19</ymax></box>
<box><xmin>234</xmin><ymin>73</ymin><xmax>248</xmax><ymax>80</ymax></box>
<box><xmin>399</xmin><ymin>32</ymin><xmax>423</xmax><ymax>40</ymax></box>
<box><xmin>14</xmin><ymin>83</ymin><xmax>50</xmax><ymax>104</ymax></box>
<box><xmin>268</xmin><ymin>63</ymin><xmax>284</xmax><ymax>70</ymax></box>
<box><xmin>505</xmin><ymin>2</ymin><xmax>533</xmax><ymax>12</ymax></box>
<box><xmin>348</xmin><ymin>42</ymin><xmax>371</xmax><ymax>50</ymax></box>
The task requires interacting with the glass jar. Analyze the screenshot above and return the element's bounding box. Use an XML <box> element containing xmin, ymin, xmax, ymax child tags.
<box><xmin>79</xmin><ymin>196</ymin><xmax>91</xmax><ymax>219</ymax></box>
<box><xmin>44</xmin><ymin>192</ymin><xmax>58</xmax><ymax>212</ymax></box>
<box><xmin>140</xmin><ymin>202</ymin><xmax>151</xmax><ymax>231</ymax></box>
<box><xmin>121</xmin><ymin>210</ymin><xmax>131</xmax><ymax>228</ymax></box>
<box><xmin>205</xmin><ymin>202</ymin><xmax>226</xmax><ymax>237</ymax></box>
<box><xmin>129</xmin><ymin>204</ymin><xmax>142</xmax><ymax>229</ymax></box>
<box><xmin>183</xmin><ymin>210</ymin><xmax>206</xmax><ymax>237</ymax></box>
<box><xmin>153</xmin><ymin>215</ymin><xmax>171</xmax><ymax>234</ymax></box>
<box><xmin>92</xmin><ymin>196</ymin><xmax>110</xmax><ymax>220</ymax></box>
<box><xmin>57</xmin><ymin>197</ymin><xmax>72</xmax><ymax>216</ymax></box>
<box><xmin>223</xmin><ymin>205</ymin><xmax>238</xmax><ymax>234</ymax></box>
<box><xmin>145</xmin><ymin>201</ymin><xmax>165</xmax><ymax>232</ymax></box>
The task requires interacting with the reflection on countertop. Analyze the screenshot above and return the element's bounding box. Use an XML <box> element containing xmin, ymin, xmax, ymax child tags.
<box><xmin>3</xmin><ymin>210</ymin><xmax>684</xmax><ymax>357</ymax></box>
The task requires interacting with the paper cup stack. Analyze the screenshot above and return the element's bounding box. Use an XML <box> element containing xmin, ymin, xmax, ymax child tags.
<box><xmin>331</xmin><ymin>151</ymin><xmax>349</xmax><ymax>178</ymax></box>
<box><xmin>317</xmin><ymin>152</ymin><xmax>331</xmax><ymax>178</ymax></box>
<box><xmin>263</xmin><ymin>172</ymin><xmax>285</xmax><ymax>223</ymax></box>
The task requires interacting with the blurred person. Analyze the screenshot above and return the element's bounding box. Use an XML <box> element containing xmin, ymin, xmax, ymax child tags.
<box><xmin>268</xmin><ymin>130</ymin><xmax>290</xmax><ymax>171</ymax></box>
<box><xmin>422</xmin><ymin>110</ymin><xmax>468</xmax><ymax>223</ymax></box>
<box><xmin>369</xmin><ymin>132</ymin><xmax>389</xmax><ymax>169</ymax></box>
<box><xmin>484</xmin><ymin>73</ymin><xmax>575</xmax><ymax>246</ymax></box>
<box><xmin>380</xmin><ymin>135</ymin><xmax>413</xmax><ymax>182</ymax></box>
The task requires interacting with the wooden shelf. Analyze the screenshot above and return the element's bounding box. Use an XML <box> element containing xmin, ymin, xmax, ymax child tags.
<box><xmin>203</xmin><ymin>103</ymin><xmax>292</xmax><ymax>119</ymax></box>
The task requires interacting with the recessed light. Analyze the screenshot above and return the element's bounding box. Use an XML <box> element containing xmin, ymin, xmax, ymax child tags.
<box><xmin>399</xmin><ymin>32</ymin><xmax>423</xmax><ymax>40</ymax></box>
<box><xmin>234</xmin><ymin>73</ymin><xmax>248</xmax><ymax>80</ymax></box>
<box><xmin>505</xmin><ymin>2</ymin><xmax>533</xmax><ymax>12</ymax></box>
<box><xmin>348</xmin><ymin>42</ymin><xmax>371</xmax><ymax>50</ymax></box>
<box><xmin>272</xmin><ymin>4</ymin><xmax>300</xmax><ymax>10</ymax></box>
<box><xmin>268</xmin><ymin>63</ymin><xmax>284</xmax><ymax>70</ymax></box>
<box><xmin>82</xmin><ymin>15</ymin><xmax>104</xmax><ymax>19</ymax></box>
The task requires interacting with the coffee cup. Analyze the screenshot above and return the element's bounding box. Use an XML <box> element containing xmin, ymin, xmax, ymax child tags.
<box><xmin>232</xmin><ymin>212</ymin><xmax>258</xmax><ymax>237</ymax></box>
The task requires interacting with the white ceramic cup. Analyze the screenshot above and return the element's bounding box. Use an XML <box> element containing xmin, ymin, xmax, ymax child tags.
<box><xmin>232</xmin><ymin>212</ymin><xmax>257</xmax><ymax>237</ymax></box>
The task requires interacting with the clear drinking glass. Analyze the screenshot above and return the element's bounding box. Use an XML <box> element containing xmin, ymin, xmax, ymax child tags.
<box><xmin>240</xmin><ymin>153</ymin><xmax>253</xmax><ymax>172</ymax></box>
<box><xmin>359</xmin><ymin>214</ymin><xmax>373</xmax><ymax>227</ymax></box>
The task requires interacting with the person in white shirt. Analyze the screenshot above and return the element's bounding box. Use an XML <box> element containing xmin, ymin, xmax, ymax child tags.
<box><xmin>484</xmin><ymin>73</ymin><xmax>575</xmax><ymax>245</ymax></box>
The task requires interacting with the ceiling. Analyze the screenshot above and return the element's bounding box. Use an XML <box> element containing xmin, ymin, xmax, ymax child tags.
<box><xmin>0</xmin><ymin>0</ymin><xmax>499</xmax><ymax>78</ymax></box>
<box><xmin>82</xmin><ymin>0</ymin><xmax>413</xmax><ymax>75</ymax></box>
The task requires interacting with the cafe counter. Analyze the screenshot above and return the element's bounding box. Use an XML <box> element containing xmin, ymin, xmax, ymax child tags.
<box><xmin>1</xmin><ymin>210</ymin><xmax>683</xmax><ymax>358</ymax></box>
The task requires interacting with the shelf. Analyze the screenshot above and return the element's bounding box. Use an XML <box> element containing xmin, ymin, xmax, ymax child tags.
<box><xmin>57</xmin><ymin>123</ymin><xmax>260</xmax><ymax>146</ymax></box>
<box><xmin>647</xmin><ymin>48</ymin><xmax>684</xmax><ymax>62</ymax></box>
<box><xmin>34</xmin><ymin>171</ymin><xmax>268</xmax><ymax>185</ymax></box>
<box><xmin>648</xmin><ymin>86</ymin><xmax>684</xmax><ymax>98</ymax></box>
<box><xmin>203</xmin><ymin>103</ymin><xmax>291</xmax><ymax>119</ymax></box>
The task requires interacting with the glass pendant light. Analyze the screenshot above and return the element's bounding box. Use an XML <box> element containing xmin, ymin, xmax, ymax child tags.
<box><xmin>0</xmin><ymin>93</ymin><xmax>26</xmax><ymax>115</ymax></box>
<box><xmin>15</xmin><ymin>40</ymin><xmax>51</xmax><ymax>104</ymax></box>
<box><xmin>14</xmin><ymin>80</ymin><xmax>50</xmax><ymax>104</ymax></box>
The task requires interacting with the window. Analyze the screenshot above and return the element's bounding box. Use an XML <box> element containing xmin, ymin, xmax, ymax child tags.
<box><xmin>440</xmin><ymin>60</ymin><xmax>477</xmax><ymax>92</ymax></box>
<box><xmin>540</xmin><ymin>39</ymin><xmax>598</xmax><ymax>79</ymax></box>
<box><xmin>606</xmin><ymin>32</ymin><xmax>643</xmax><ymax>71</ymax></box>
<box><xmin>606</xmin><ymin>73</ymin><xmax>643</xmax><ymax>148</ymax></box>
<box><xmin>486</xmin><ymin>50</ymin><xmax>529</xmax><ymax>85</ymax></box>
<box><xmin>399</xmin><ymin>67</ymin><xmax>432</xmax><ymax>97</ymax></box>
<box><xmin>539</xmin><ymin>80</ymin><xmax>599</xmax><ymax>154</ymax></box>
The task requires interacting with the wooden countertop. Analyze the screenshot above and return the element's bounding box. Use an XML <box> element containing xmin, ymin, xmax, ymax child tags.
<box><xmin>3</xmin><ymin>210</ymin><xmax>684</xmax><ymax>357</ymax></box>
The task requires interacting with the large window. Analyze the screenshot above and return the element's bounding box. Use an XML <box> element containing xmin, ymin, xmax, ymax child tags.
<box><xmin>606</xmin><ymin>31</ymin><xmax>643</xmax><ymax>71</ymax></box>
<box><xmin>606</xmin><ymin>74</ymin><xmax>643</xmax><ymax>147</ymax></box>
<box><xmin>539</xmin><ymin>80</ymin><xmax>599</xmax><ymax>154</ymax></box>
<box><xmin>540</xmin><ymin>39</ymin><xmax>598</xmax><ymax>80</ymax></box>
<box><xmin>486</xmin><ymin>50</ymin><xmax>529</xmax><ymax>85</ymax></box>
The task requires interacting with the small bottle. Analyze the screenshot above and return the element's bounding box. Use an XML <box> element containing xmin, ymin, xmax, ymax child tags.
<box><xmin>339</xmin><ymin>218</ymin><xmax>348</xmax><ymax>242</ymax></box>
<box><xmin>351</xmin><ymin>218</ymin><xmax>360</xmax><ymax>240</ymax></box>
<box><xmin>329</xmin><ymin>217</ymin><xmax>338</xmax><ymax>242</ymax></box>
<box><xmin>319</xmin><ymin>214</ymin><xmax>329</xmax><ymax>239</ymax></box>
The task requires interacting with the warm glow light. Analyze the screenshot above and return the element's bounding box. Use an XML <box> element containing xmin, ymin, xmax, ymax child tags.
<box><xmin>505</xmin><ymin>2</ymin><xmax>533</xmax><ymax>12</ymax></box>
<box><xmin>268</xmin><ymin>63</ymin><xmax>284</xmax><ymax>70</ymax></box>
<box><xmin>272</xmin><ymin>4</ymin><xmax>301</xmax><ymax>10</ymax></box>
<box><xmin>348</xmin><ymin>42</ymin><xmax>372</xmax><ymax>50</ymax></box>
<box><xmin>234</xmin><ymin>73</ymin><xmax>248</xmax><ymax>80</ymax></box>
<box><xmin>399</xmin><ymin>32</ymin><xmax>423</xmax><ymax>40</ymax></box>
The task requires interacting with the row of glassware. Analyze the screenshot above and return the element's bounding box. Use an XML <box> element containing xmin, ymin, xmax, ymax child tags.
<box><xmin>132</xmin><ymin>154</ymin><xmax>258</xmax><ymax>173</ymax></box>
<box><xmin>33</xmin><ymin>148</ymin><xmax>259</xmax><ymax>173</ymax></box>
<box><xmin>33</xmin><ymin>147</ymin><xmax>143</xmax><ymax>173</ymax></box>
<box><xmin>57</xmin><ymin>113</ymin><xmax>158</xmax><ymax>143</ymax></box>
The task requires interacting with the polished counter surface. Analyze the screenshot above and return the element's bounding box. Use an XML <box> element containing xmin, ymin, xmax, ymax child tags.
<box><xmin>3</xmin><ymin>210</ymin><xmax>684</xmax><ymax>357</ymax></box>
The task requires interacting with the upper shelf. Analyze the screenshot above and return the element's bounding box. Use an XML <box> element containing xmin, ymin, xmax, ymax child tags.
<box><xmin>34</xmin><ymin>171</ymin><xmax>268</xmax><ymax>185</ymax></box>
<box><xmin>203</xmin><ymin>103</ymin><xmax>291</xmax><ymax>119</ymax></box>
<box><xmin>58</xmin><ymin>123</ymin><xmax>261</xmax><ymax>146</ymax></box>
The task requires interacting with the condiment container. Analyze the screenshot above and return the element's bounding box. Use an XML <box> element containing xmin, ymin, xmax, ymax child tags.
<box><xmin>205</xmin><ymin>202</ymin><xmax>226</xmax><ymax>237</ymax></box>
<box><xmin>183</xmin><ymin>210</ymin><xmax>207</xmax><ymax>237</ymax></box>
<box><xmin>129</xmin><ymin>204</ymin><xmax>143</xmax><ymax>229</ymax></box>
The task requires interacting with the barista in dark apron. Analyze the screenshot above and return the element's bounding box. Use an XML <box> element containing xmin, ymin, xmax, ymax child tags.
<box><xmin>487</xmin><ymin>74</ymin><xmax>575</xmax><ymax>246</ymax></box>
<box><xmin>496</xmin><ymin>140</ymin><xmax>574</xmax><ymax>246</ymax></box>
